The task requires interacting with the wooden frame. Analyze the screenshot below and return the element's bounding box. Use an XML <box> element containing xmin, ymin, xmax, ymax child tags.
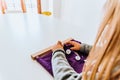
<box><xmin>37</xmin><ymin>0</ymin><xmax>42</xmax><ymax>14</ymax></box>
<box><xmin>1</xmin><ymin>0</ymin><xmax>41</xmax><ymax>14</ymax></box>
<box><xmin>0</xmin><ymin>0</ymin><xmax>7</xmax><ymax>14</ymax></box>
<box><xmin>21</xmin><ymin>0</ymin><xmax>26</xmax><ymax>13</ymax></box>
<box><xmin>0</xmin><ymin>0</ymin><xmax>26</xmax><ymax>14</ymax></box>
<box><xmin>31</xmin><ymin>38</ymin><xmax>73</xmax><ymax>60</ymax></box>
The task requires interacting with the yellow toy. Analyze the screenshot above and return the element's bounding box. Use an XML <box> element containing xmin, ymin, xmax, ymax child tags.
<box><xmin>41</xmin><ymin>11</ymin><xmax>52</xmax><ymax>16</ymax></box>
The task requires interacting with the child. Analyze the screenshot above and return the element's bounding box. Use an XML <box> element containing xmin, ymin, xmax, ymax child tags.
<box><xmin>52</xmin><ymin>0</ymin><xmax>120</xmax><ymax>79</ymax></box>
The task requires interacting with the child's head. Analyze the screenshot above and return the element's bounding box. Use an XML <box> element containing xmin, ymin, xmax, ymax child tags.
<box><xmin>82</xmin><ymin>0</ymin><xmax>120</xmax><ymax>79</ymax></box>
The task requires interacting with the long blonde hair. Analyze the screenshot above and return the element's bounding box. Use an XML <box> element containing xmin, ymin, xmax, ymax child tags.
<box><xmin>82</xmin><ymin>0</ymin><xmax>120</xmax><ymax>80</ymax></box>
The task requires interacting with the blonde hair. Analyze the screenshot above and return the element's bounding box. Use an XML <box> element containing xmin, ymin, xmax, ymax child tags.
<box><xmin>82</xmin><ymin>0</ymin><xmax>120</xmax><ymax>80</ymax></box>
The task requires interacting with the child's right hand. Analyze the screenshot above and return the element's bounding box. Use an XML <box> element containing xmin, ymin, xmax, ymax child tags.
<box><xmin>65</xmin><ymin>41</ymin><xmax>81</xmax><ymax>51</ymax></box>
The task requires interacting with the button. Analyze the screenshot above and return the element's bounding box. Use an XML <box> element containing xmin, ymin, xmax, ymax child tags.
<box><xmin>75</xmin><ymin>56</ymin><xmax>81</xmax><ymax>60</ymax></box>
<box><xmin>66</xmin><ymin>49</ymin><xmax>71</xmax><ymax>54</ymax></box>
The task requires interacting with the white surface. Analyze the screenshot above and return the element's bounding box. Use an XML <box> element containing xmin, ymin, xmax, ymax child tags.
<box><xmin>0</xmin><ymin>14</ymin><xmax>98</xmax><ymax>80</ymax></box>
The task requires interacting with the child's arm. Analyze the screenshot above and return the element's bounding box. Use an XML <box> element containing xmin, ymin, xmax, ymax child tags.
<box><xmin>79</xmin><ymin>43</ymin><xmax>92</xmax><ymax>55</ymax></box>
<box><xmin>52</xmin><ymin>49</ymin><xmax>82</xmax><ymax>80</ymax></box>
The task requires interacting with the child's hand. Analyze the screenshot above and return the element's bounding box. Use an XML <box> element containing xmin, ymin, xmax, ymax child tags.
<box><xmin>65</xmin><ymin>41</ymin><xmax>81</xmax><ymax>51</ymax></box>
<box><xmin>52</xmin><ymin>41</ymin><xmax>63</xmax><ymax>51</ymax></box>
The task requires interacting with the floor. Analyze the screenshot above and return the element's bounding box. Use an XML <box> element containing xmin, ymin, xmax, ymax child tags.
<box><xmin>0</xmin><ymin>14</ymin><xmax>98</xmax><ymax>80</ymax></box>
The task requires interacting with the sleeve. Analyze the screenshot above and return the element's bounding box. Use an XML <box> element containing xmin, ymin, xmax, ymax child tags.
<box><xmin>79</xmin><ymin>43</ymin><xmax>92</xmax><ymax>55</ymax></box>
<box><xmin>52</xmin><ymin>49</ymin><xmax>82</xmax><ymax>80</ymax></box>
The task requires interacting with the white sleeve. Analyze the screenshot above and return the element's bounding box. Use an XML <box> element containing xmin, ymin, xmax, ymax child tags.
<box><xmin>52</xmin><ymin>49</ymin><xmax>82</xmax><ymax>80</ymax></box>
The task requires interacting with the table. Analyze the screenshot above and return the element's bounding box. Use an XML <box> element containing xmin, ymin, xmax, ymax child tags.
<box><xmin>0</xmin><ymin>14</ymin><xmax>98</xmax><ymax>80</ymax></box>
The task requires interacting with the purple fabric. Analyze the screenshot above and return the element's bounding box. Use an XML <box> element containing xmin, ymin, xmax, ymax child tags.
<box><xmin>36</xmin><ymin>40</ymin><xmax>87</xmax><ymax>76</ymax></box>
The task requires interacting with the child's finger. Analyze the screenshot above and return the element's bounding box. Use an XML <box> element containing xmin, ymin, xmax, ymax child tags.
<box><xmin>57</xmin><ymin>41</ymin><xmax>63</xmax><ymax>46</ymax></box>
<box><xmin>70</xmin><ymin>47</ymin><xmax>76</xmax><ymax>50</ymax></box>
<box><xmin>65</xmin><ymin>41</ymin><xmax>74</xmax><ymax>45</ymax></box>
